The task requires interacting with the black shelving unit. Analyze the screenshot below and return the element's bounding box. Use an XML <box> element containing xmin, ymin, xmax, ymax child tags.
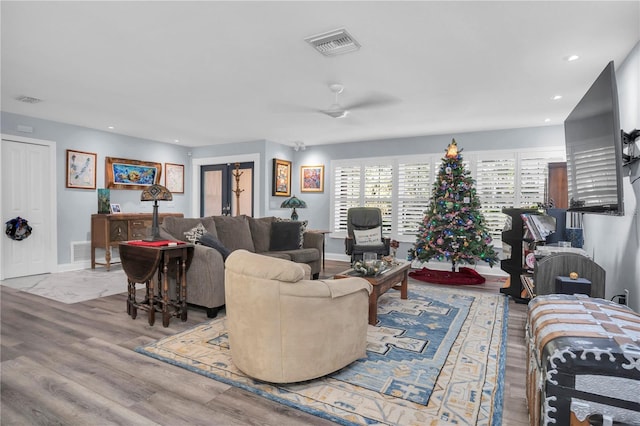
<box><xmin>499</xmin><ymin>208</ymin><xmax>538</xmax><ymax>303</ymax></box>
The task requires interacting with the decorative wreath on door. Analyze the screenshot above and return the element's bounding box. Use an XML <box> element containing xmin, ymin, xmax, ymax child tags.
<box><xmin>5</xmin><ymin>217</ymin><xmax>33</xmax><ymax>241</ymax></box>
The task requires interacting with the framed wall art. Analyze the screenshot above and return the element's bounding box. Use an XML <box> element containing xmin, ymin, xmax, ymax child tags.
<box><xmin>66</xmin><ymin>149</ymin><xmax>97</xmax><ymax>189</ymax></box>
<box><xmin>272</xmin><ymin>158</ymin><xmax>291</xmax><ymax>197</ymax></box>
<box><xmin>105</xmin><ymin>157</ymin><xmax>162</xmax><ymax>190</ymax></box>
<box><xmin>165</xmin><ymin>163</ymin><xmax>184</xmax><ymax>193</ymax></box>
<box><xmin>301</xmin><ymin>165</ymin><xmax>324</xmax><ymax>192</ymax></box>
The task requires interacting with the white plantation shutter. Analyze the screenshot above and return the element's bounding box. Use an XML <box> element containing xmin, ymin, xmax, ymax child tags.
<box><xmin>567</xmin><ymin>145</ymin><xmax>618</xmax><ymax>206</ymax></box>
<box><xmin>364</xmin><ymin>163</ymin><xmax>393</xmax><ymax>233</ymax></box>
<box><xmin>332</xmin><ymin>164</ymin><xmax>360</xmax><ymax>233</ymax></box>
<box><xmin>397</xmin><ymin>161</ymin><xmax>431</xmax><ymax>236</ymax></box>
<box><xmin>474</xmin><ymin>156</ymin><xmax>516</xmax><ymax>240</ymax></box>
<box><xmin>330</xmin><ymin>147</ymin><xmax>565</xmax><ymax>245</ymax></box>
<box><xmin>519</xmin><ymin>151</ymin><xmax>565</xmax><ymax>206</ymax></box>
<box><xmin>519</xmin><ymin>157</ymin><xmax>549</xmax><ymax>206</ymax></box>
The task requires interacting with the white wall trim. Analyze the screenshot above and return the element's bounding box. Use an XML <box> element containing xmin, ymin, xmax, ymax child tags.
<box><xmin>1</xmin><ymin>134</ymin><xmax>58</xmax><ymax>278</ymax></box>
<box><xmin>191</xmin><ymin>153</ymin><xmax>261</xmax><ymax>217</ymax></box>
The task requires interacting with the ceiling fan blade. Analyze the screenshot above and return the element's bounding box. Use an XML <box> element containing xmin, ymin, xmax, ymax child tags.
<box><xmin>343</xmin><ymin>93</ymin><xmax>400</xmax><ymax>110</ymax></box>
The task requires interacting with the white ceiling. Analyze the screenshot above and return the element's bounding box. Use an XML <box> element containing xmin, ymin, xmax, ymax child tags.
<box><xmin>2</xmin><ymin>1</ymin><xmax>639</xmax><ymax>148</ymax></box>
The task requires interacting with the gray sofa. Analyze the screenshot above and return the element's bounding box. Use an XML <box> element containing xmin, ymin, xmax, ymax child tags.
<box><xmin>159</xmin><ymin>215</ymin><xmax>323</xmax><ymax>318</ymax></box>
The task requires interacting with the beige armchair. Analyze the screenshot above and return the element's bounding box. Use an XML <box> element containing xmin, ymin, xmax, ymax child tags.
<box><xmin>225</xmin><ymin>250</ymin><xmax>372</xmax><ymax>383</ymax></box>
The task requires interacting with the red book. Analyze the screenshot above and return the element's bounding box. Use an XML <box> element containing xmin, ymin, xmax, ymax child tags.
<box><xmin>126</xmin><ymin>240</ymin><xmax>186</xmax><ymax>247</ymax></box>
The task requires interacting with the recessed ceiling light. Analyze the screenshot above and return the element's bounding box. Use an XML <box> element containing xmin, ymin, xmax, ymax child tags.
<box><xmin>107</xmin><ymin>125</ymin><xmax>115</xmax><ymax>130</ymax></box>
<box><xmin>174</xmin><ymin>139</ymin><xmax>180</xmax><ymax>143</ymax></box>
<box><xmin>544</xmin><ymin>118</ymin><xmax>551</xmax><ymax>123</ymax></box>
<box><xmin>565</xmin><ymin>55</ymin><xmax>580</xmax><ymax>62</ymax></box>
<box><xmin>552</xmin><ymin>95</ymin><xmax>563</xmax><ymax>101</ymax></box>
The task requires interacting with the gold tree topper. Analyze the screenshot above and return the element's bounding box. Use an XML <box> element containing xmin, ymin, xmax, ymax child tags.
<box><xmin>445</xmin><ymin>138</ymin><xmax>458</xmax><ymax>158</ymax></box>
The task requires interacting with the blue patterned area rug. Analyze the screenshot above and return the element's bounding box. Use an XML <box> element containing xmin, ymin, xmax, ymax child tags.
<box><xmin>136</xmin><ymin>282</ymin><xmax>508</xmax><ymax>425</ymax></box>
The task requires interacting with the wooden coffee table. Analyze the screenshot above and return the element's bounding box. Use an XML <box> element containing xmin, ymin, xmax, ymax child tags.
<box><xmin>334</xmin><ymin>261</ymin><xmax>410</xmax><ymax>325</ymax></box>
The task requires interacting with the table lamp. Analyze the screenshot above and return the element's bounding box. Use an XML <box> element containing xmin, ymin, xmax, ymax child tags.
<box><xmin>280</xmin><ymin>195</ymin><xmax>306</xmax><ymax>221</ymax></box>
<box><xmin>140</xmin><ymin>184</ymin><xmax>173</xmax><ymax>241</ymax></box>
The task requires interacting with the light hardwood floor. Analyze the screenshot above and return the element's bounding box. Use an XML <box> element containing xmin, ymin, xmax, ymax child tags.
<box><xmin>1</xmin><ymin>261</ymin><xmax>529</xmax><ymax>425</ymax></box>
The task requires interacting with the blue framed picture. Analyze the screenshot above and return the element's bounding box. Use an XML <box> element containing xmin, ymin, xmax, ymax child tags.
<box><xmin>105</xmin><ymin>157</ymin><xmax>162</xmax><ymax>190</ymax></box>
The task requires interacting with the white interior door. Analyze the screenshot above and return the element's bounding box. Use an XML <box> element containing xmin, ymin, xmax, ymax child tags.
<box><xmin>1</xmin><ymin>138</ymin><xmax>55</xmax><ymax>279</ymax></box>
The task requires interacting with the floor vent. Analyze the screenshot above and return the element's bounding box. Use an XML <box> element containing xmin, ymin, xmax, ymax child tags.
<box><xmin>305</xmin><ymin>28</ymin><xmax>361</xmax><ymax>57</ymax></box>
<box><xmin>71</xmin><ymin>241</ymin><xmax>91</xmax><ymax>263</ymax></box>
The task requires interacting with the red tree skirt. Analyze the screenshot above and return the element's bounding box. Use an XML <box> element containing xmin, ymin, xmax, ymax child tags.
<box><xmin>409</xmin><ymin>266</ymin><xmax>486</xmax><ymax>285</ymax></box>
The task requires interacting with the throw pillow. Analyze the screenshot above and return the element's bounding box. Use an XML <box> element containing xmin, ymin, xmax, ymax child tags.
<box><xmin>270</xmin><ymin>221</ymin><xmax>302</xmax><ymax>251</ymax></box>
<box><xmin>184</xmin><ymin>223</ymin><xmax>207</xmax><ymax>243</ymax></box>
<box><xmin>198</xmin><ymin>232</ymin><xmax>231</xmax><ymax>260</ymax></box>
<box><xmin>248</xmin><ymin>216</ymin><xmax>275</xmax><ymax>253</ymax></box>
<box><xmin>353</xmin><ymin>226</ymin><xmax>381</xmax><ymax>246</ymax></box>
<box><xmin>275</xmin><ymin>218</ymin><xmax>307</xmax><ymax>248</ymax></box>
<box><xmin>213</xmin><ymin>215</ymin><xmax>256</xmax><ymax>252</ymax></box>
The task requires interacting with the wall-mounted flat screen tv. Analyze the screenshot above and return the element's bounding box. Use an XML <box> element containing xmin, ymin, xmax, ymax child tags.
<box><xmin>564</xmin><ymin>61</ymin><xmax>624</xmax><ymax>215</ymax></box>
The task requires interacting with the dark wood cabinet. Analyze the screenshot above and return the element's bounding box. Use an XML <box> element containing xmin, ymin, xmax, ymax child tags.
<box><xmin>547</xmin><ymin>162</ymin><xmax>568</xmax><ymax>209</ymax></box>
<box><xmin>91</xmin><ymin>213</ymin><xmax>183</xmax><ymax>270</ymax></box>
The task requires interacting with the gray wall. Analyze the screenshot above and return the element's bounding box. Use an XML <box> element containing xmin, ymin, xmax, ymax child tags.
<box><xmin>582</xmin><ymin>41</ymin><xmax>640</xmax><ymax>310</ymax></box>
<box><xmin>1</xmin><ymin>112</ymin><xmax>191</xmax><ymax>265</ymax></box>
<box><xmin>0</xmin><ymin>112</ymin><xmax>565</xmax><ymax>270</ymax></box>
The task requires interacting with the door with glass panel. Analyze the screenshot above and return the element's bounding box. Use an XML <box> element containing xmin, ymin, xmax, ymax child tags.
<box><xmin>200</xmin><ymin>162</ymin><xmax>254</xmax><ymax>217</ymax></box>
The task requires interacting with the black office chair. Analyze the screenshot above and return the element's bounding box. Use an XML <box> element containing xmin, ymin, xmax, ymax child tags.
<box><xmin>345</xmin><ymin>207</ymin><xmax>390</xmax><ymax>262</ymax></box>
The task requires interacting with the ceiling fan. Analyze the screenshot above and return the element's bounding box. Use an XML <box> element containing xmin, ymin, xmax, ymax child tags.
<box><xmin>319</xmin><ymin>83</ymin><xmax>398</xmax><ymax>119</ymax></box>
<box><xmin>322</xmin><ymin>84</ymin><xmax>350</xmax><ymax>118</ymax></box>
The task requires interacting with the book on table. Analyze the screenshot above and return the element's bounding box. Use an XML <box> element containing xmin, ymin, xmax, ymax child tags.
<box><xmin>126</xmin><ymin>240</ymin><xmax>186</xmax><ymax>247</ymax></box>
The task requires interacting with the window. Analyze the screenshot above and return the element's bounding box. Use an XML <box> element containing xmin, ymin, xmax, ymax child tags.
<box><xmin>332</xmin><ymin>164</ymin><xmax>360</xmax><ymax>234</ymax></box>
<box><xmin>397</xmin><ymin>161</ymin><xmax>432</xmax><ymax>237</ymax></box>
<box><xmin>363</xmin><ymin>163</ymin><xmax>393</xmax><ymax>233</ymax></box>
<box><xmin>331</xmin><ymin>147</ymin><xmax>565</xmax><ymax>245</ymax></box>
<box><xmin>473</xmin><ymin>155</ymin><xmax>516</xmax><ymax>240</ymax></box>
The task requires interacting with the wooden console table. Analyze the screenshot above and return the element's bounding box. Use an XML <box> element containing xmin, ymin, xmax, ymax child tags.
<box><xmin>119</xmin><ymin>242</ymin><xmax>194</xmax><ymax>327</ymax></box>
<box><xmin>91</xmin><ymin>213</ymin><xmax>183</xmax><ymax>270</ymax></box>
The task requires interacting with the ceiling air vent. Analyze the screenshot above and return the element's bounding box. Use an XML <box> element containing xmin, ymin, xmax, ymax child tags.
<box><xmin>15</xmin><ymin>95</ymin><xmax>43</xmax><ymax>104</ymax></box>
<box><xmin>305</xmin><ymin>28</ymin><xmax>361</xmax><ymax>57</ymax></box>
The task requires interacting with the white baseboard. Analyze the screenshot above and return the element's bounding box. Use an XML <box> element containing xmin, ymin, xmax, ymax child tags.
<box><xmin>56</xmin><ymin>262</ymin><xmax>90</xmax><ymax>272</ymax></box>
<box><xmin>56</xmin><ymin>257</ymin><xmax>121</xmax><ymax>273</ymax></box>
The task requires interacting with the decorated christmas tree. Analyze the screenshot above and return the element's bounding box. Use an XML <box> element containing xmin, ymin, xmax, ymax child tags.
<box><xmin>409</xmin><ymin>139</ymin><xmax>499</xmax><ymax>271</ymax></box>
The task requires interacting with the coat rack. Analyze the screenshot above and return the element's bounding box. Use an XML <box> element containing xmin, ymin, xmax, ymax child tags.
<box><xmin>232</xmin><ymin>163</ymin><xmax>244</xmax><ymax>216</ymax></box>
